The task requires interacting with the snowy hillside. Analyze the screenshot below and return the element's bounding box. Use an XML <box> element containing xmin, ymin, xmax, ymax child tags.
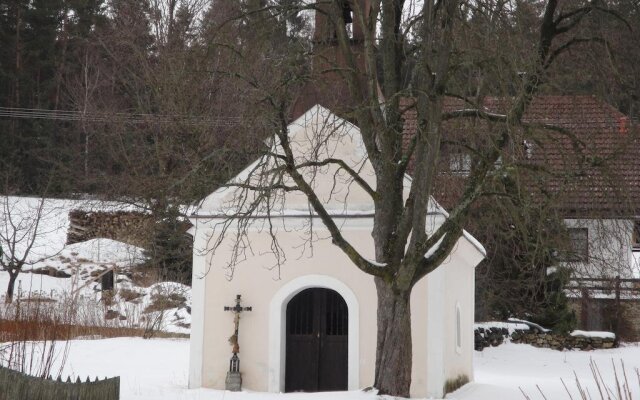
<box><xmin>0</xmin><ymin>196</ymin><xmax>191</xmax><ymax>334</ymax></box>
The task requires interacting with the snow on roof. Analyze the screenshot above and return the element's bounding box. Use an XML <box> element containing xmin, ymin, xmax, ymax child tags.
<box><xmin>463</xmin><ymin>230</ymin><xmax>487</xmax><ymax>257</ymax></box>
<box><xmin>424</xmin><ymin>234</ymin><xmax>446</xmax><ymax>259</ymax></box>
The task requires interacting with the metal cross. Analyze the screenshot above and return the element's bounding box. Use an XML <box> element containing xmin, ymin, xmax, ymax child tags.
<box><xmin>223</xmin><ymin>294</ymin><xmax>252</xmax><ymax>372</ymax></box>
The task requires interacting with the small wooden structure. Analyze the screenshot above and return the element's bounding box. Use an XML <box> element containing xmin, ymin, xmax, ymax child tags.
<box><xmin>101</xmin><ymin>270</ymin><xmax>115</xmax><ymax>291</ymax></box>
<box><xmin>70</xmin><ymin>266</ymin><xmax>118</xmax><ymax>297</ymax></box>
<box><xmin>567</xmin><ymin>277</ymin><xmax>640</xmax><ymax>340</ymax></box>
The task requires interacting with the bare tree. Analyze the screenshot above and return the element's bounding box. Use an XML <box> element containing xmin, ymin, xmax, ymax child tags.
<box><xmin>203</xmin><ymin>0</ymin><xmax>631</xmax><ymax>395</ymax></box>
<box><xmin>0</xmin><ymin>196</ymin><xmax>64</xmax><ymax>303</ymax></box>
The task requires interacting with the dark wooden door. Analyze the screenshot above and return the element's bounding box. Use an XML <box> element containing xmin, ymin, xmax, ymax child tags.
<box><xmin>285</xmin><ymin>288</ymin><xmax>348</xmax><ymax>392</ymax></box>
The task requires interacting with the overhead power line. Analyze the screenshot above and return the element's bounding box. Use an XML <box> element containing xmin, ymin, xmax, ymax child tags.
<box><xmin>0</xmin><ymin>107</ymin><xmax>242</xmax><ymax>127</ymax></box>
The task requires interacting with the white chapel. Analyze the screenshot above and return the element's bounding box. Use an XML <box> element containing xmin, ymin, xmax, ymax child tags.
<box><xmin>187</xmin><ymin>103</ymin><xmax>485</xmax><ymax>398</ymax></box>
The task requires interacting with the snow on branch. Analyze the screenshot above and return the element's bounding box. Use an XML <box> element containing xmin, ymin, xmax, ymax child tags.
<box><xmin>441</xmin><ymin>109</ymin><xmax>507</xmax><ymax>122</ymax></box>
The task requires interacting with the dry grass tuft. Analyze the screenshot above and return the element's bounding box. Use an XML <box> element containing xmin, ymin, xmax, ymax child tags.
<box><xmin>521</xmin><ymin>359</ymin><xmax>640</xmax><ymax>400</ymax></box>
<box><xmin>444</xmin><ymin>374</ymin><xmax>470</xmax><ymax>394</ymax></box>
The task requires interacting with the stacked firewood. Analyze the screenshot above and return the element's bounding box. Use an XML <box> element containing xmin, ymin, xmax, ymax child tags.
<box><xmin>66</xmin><ymin>210</ymin><xmax>154</xmax><ymax>248</ymax></box>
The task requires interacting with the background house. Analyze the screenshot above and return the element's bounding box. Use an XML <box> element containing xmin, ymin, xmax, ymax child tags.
<box><xmin>406</xmin><ymin>95</ymin><xmax>640</xmax><ymax>338</ymax></box>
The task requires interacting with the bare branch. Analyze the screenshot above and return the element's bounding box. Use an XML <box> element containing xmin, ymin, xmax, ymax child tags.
<box><xmin>294</xmin><ymin>158</ymin><xmax>378</xmax><ymax>200</ymax></box>
<box><xmin>274</xmin><ymin>109</ymin><xmax>388</xmax><ymax>278</ymax></box>
<box><xmin>223</xmin><ymin>182</ymin><xmax>301</xmax><ymax>193</ymax></box>
<box><xmin>544</xmin><ymin>37</ymin><xmax>607</xmax><ymax>69</ymax></box>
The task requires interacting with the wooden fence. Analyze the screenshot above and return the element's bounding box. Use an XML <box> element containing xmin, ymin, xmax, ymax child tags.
<box><xmin>567</xmin><ymin>277</ymin><xmax>640</xmax><ymax>298</ymax></box>
<box><xmin>566</xmin><ymin>277</ymin><xmax>640</xmax><ymax>338</ymax></box>
<box><xmin>0</xmin><ymin>366</ymin><xmax>119</xmax><ymax>400</ymax></box>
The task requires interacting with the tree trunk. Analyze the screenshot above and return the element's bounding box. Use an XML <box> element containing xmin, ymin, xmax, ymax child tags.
<box><xmin>374</xmin><ymin>277</ymin><xmax>412</xmax><ymax>397</ymax></box>
<box><xmin>6</xmin><ymin>271</ymin><xmax>18</xmax><ymax>303</ymax></box>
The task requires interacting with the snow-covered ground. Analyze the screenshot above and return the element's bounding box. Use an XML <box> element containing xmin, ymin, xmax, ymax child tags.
<box><xmin>3</xmin><ymin>338</ymin><xmax>638</xmax><ymax>400</ymax></box>
<box><xmin>0</xmin><ymin>196</ymin><xmax>148</xmax><ymax>264</ymax></box>
<box><xmin>0</xmin><ymin>238</ymin><xmax>146</xmax><ymax>299</ymax></box>
<box><xmin>3</xmin><ymin>195</ymin><xmax>639</xmax><ymax>399</ymax></box>
<box><xmin>0</xmin><ymin>196</ymin><xmax>191</xmax><ymax>333</ymax></box>
<box><xmin>57</xmin><ymin>337</ymin><xmax>383</xmax><ymax>400</ymax></box>
<box><xmin>461</xmin><ymin>342</ymin><xmax>640</xmax><ymax>399</ymax></box>
<box><xmin>0</xmin><ymin>239</ymin><xmax>191</xmax><ymax>334</ymax></box>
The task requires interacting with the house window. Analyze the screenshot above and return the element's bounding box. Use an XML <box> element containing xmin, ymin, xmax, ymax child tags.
<box><xmin>494</xmin><ymin>155</ymin><xmax>503</xmax><ymax>168</ymax></box>
<box><xmin>633</xmin><ymin>221</ymin><xmax>640</xmax><ymax>250</ymax></box>
<box><xmin>341</xmin><ymin>2</ymin><xmax>354</xmax><ymax>38</ymax></box>
<box><xmin>449</xmin><ymin>152</ymin><xmax>471</xmax><ymax>176</ymax></box>
<box><xmin>566</xmin><ymin>228</ymin><xmax>589</xmax><ymax>262</ymax></box>
<box><xmin>342</xmin><ymin>2</ymin><xmax>353</xmax><ymax>24</ymax></box>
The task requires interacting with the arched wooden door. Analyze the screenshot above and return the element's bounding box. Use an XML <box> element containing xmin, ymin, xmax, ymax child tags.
<box><xmin>285</xmin><ymin>288</ymin><xmax>348</xmax><ymax>392</ymax></box>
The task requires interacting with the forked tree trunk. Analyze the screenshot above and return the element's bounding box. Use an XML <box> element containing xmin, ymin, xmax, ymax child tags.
<box><xmin>374</xmin><ymin>277</ymin><xmax>412</xmax><ymax>396</ymax></box>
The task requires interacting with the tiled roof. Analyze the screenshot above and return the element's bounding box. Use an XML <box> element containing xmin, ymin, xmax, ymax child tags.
<box><xmin>400</xmin><ymin>96</ymin><xmax>638</xmax><ymax>216</ymax></box>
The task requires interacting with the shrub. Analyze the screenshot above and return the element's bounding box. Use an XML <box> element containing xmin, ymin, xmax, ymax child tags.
<box><xmin>444</xmin><ymin>374</ymin><xmax>470</xmax><ymax>395</ymax></box>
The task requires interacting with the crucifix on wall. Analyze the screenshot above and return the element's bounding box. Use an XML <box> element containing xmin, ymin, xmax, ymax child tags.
<box><xmin>223</xmin><ymin>294</ymin><xmax>252</xmax><ymax>391</ymax></box>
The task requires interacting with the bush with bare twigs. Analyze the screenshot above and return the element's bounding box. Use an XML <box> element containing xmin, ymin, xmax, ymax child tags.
<box><xmin>522</xmin><ymin>359</ymin><xmax>640</xmax><ymax>400</ymax></box>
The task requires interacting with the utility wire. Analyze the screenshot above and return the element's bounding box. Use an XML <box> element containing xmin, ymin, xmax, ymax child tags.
<box><xmin>0</xmin><ymin>107</ymin><xmax>242</xmax><ymax>126</ymax></box>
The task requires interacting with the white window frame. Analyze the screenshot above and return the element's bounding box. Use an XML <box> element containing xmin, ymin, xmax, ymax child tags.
<box><xmin>449</xmin><ymin>152</ymin><xmax>471</xmax><ymax>176</ymax></box>
<box><xmin>566</xmin><ymin>227</ymin><xmax>589</xmax><ymax>262</ymax></box>
<box><xmin>268</xmin><ymin>275</ymin><xmax>360</xmax><ymax>392</ymax></box>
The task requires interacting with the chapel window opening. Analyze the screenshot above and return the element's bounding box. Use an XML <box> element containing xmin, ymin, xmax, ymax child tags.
<box><xmin>455</xmin><ymin>303</ymin><xmax>462</xmax><ymax>353</ymax></box>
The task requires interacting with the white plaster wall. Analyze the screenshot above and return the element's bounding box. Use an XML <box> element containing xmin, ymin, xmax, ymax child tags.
<box><xmin>190</xmin><ymin>217</ymin><xmax>480</xmax><ymax>396</ymax></box>
<box><xmin>188</xmin><ymin>222</ymin><xmax>209</xmax><ymax>389</ymax></box>
<box><xmin>196</xmin><ymin>106</ymin><xmax>383</xmax><ymax>218</ymax></box>
<box><xmin>194</xmin><ymin>105</ymin><xmax>448</xmax><ymax>223</ymax></box>
<box><xmin>421</xmin><ymin>237</ymin><xmax>480</xmax><ymax>398</ymax></box>
<box><xmin>563</xmin><ymin>219</ymin><xmax>634</xmax><ymax>278</ymax></box>
<box><xmin>410</xmin><ymin>274</ymin><xmax>429</xmax><ymax>397</ymax></box>
<box><xmin>442</xmin><ymin>238</ymin><xmax>480</xmax><ymax>384</ymax></box>
<box><xmin>197</xmin><ymin>219</ymin><xmax>379</xmax><ymax>392</ymax></box>
<box><xmin>424</xmin><ymin>265</ymin><xmax>445</xmax><ymax>398</ymax></box>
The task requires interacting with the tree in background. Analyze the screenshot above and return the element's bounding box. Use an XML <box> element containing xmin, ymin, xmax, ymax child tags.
<box><xmin>0</xmin><ymin>0</ymin><xmax>108</xmax><ymax>193</ymax></box>
<box><xmin>144</xmin><ymin>205</ymin><xmax>193</xmax><ymax>285</ymax></box>
<box><xmin>58</xmin><ymin>0</ymin><xmax>273</xmax><ymax>280</ymax></box>
<box><xmin>471</xmin><ymin>186</ymin><xmax>577</xmax><ymax>333</ymax></box>
<box><xmin>419</xmin><ymin>0</ymin><xmax>638</xmax><ymax>334</ymax></box>
<box><xmin>0</xmin><ymin>195</ymin><xmax>64</xmax><ymax>303</ymax></box>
